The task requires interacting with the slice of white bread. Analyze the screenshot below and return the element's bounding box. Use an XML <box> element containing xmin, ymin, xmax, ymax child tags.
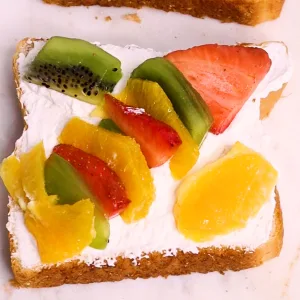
<box><xmin>8</xmin><ymin>38</ymin><xmax>287</xmax><ymax>288</ymax></box>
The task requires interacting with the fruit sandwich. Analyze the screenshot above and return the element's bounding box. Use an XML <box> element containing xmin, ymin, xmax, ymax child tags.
<box><xmin>1</xmin><ymin>37</ymin><xmax>292</xmax><ymax>287</ymax></box>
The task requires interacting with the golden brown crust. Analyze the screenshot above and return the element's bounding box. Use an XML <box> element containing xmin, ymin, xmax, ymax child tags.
<box><xmin>42</xmin><ymin>0</ymin><xmax>285</xmax><ymax>26</ymax></box>
<box><xmin>9</xmin><ymin>38</ymin><xmax>284</xmax><ymax>288</ymax></box>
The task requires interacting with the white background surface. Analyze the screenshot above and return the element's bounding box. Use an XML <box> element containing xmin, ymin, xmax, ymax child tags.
<box><xmin>0</xmin><ymin>0</ymin><xmax>299</xmax><ymax>299</ymax></box>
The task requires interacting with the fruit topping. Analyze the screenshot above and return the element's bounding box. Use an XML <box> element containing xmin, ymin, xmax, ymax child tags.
<box><xmin>24</xmin><ymin>36</ymin><xmax>122</xmax><ymax>105</ymax></box>
<box><xmin>118</xmin><ymin>79</ymin><xmax>199</xmax><ymax>179</ymax></box>
<box><xmin>174</xmin><ymin>142</ymin><xmax>278</xmax><ymax>242</ymax></box>
<box><xmin>3</xmin><ymin>143</ymin><xmax>96</xmax><ymax>263</ymax></box>
<box><xmin>59</xmin><ymin>117</ymin><xmax>155</xmax><ymax>223</ymax></box>
<box><xmin>53</xmin><ymin>144</ymin><xmax>130</xmax><ymax>218</ymax></box>
<box><xmin>104</xmin><ymin>94</ymin><xmax>182</xmax><ymax>168</ymax></box>
<box><xmin>45</xmin><ymin>153</ymin><xmax>94</xmax><ymax>205</ymax></box>
<box><xmin>20</xmin><ymin>142</ymin><xmax>56</xmax><ymax>204</ymax></box>
<box><xmin>44</xmin><ymin>152</ymin><xmax>110</xmax><ymax>249</ymax></box>
<box><xmin>0</xmin><ymin>156</ymin><xmax>28</xmax><ymax>210</ymax></box>
<box><xmin>25</xmin><ymin>198</ymin><xmax>95</xmax><ymax>264</ymax></box>
<box><xmin>130</xmin><ymin>57</ymin><xmax>213</xmax><ymax>145</ymax></box>
<box><xmin>165</xmin><ymin>45</ymin><xmax>271</xmax><ymax>134</ymax></box>
<box><xmin>99</xmin><ymin>119</ymin><xmax>123</xmax><ymax>134</ymax></box>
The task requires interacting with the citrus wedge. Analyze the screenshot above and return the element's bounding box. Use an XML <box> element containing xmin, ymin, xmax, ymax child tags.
<box><xmin>25</xmin><ymin>199</ymin><xmax>95</xmax><ymax>264</ymax></box>
<box><xmin>0</xmin><ymin>156</ymin><xmax>28</xmax><ymax>210</ymax></box>
<box><xmin>20</xmin><ymin>142</ymin><xmax>56</xmax><ymax>204</ymax></box>
<box><xmin>174</xmin><ymin>142</ymin><xmax>278</xmax><ymax>242</ymax></box>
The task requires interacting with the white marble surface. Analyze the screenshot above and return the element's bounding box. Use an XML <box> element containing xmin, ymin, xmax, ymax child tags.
<box><xmin>0</xmin><ymin>0</ymin><xmax>299</xmax><ymax>299</ymax></box>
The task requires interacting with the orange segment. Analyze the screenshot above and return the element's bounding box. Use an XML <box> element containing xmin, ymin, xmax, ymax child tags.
<box><xmin>59</xmin><ymin>117</ymin><xmax>155</xmax><ymax>223</ymax></box>
<box><xmin>174</xmin><ymin>142</ymin><xmax>278</xmax><ymax>242</ymax></box>
<box><xmin>25</xmin><ymin>199</ymin><xmax>95</xmax><ymax>264</ymax></box>
<box><xmin>0</xmin><ymin>156</ymin><xmax>28</xmax><ymax>210</ymax></box>
<box><xmin>115</xmin><ymin>79</ymin><xmax>199</xmax><ymax>179</ymax></box>
<box><xmin>20</xmin><ymin>142</ymin><xmax>56</xmax><ymax>204</ymax></box>
<box><xmin>90</xmin><ymin>101</ymin><xmax>108</xmax><ymax>119</ymax></box>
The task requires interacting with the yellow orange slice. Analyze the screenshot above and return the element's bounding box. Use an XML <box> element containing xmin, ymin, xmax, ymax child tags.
<box><xmin>59</xmin><ymin>117</ymin><xmax>155</xmax><ymax>223</ymax></box>
<box><xmin>174</xmin><ymin>142</ymin><xmax>278</xmax><ymax>242</ymax></box>
<box><xmin>0</xmin><ymin>156</ymin><xmax>28</xmax><ymax>210</ymax></box>
<box><xmin>20</xmin><ymin>142</ymin><xmax>56</xmax><ymax>204</ymax></box>
<box><xmin>90</xmin><ymin>101</ymin><xmax>108</xmax><ymax>119</ymax></box>
<box><xmin>25</xmin><ymin>199</ymin><xmax>95</xmax><ymax>264</ymax></box>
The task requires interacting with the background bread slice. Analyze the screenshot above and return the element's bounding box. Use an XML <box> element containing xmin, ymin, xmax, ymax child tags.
<box><xmin>9</xmin><ymin>38</ymin><xmax>284</xmax><ymax>288</ymax></box>
<box><xmin>42</xmin><ymin>0</ymin><xmax>285</xmax><ymax>26</ymax></box>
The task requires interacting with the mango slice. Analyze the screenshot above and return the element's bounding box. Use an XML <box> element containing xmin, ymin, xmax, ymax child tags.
<box><xmin>116</xmin><ymin>79</ymin><xmax>199</xmax><ymax>179</ymax></box>
<box><xmin>59</xmin><ymin>117</ymin><xmax>155</xmax><ymax>223</ymax></box>
<box><xmin>0</xmin><ymin>156</ymin><xmax>28</xmax><ymax>210</ymax></box>
<box><xmin>174</xmin><ymin>142</ymin><xmax>278</xmax><ymax>242</ymax></box>
<box><xmin>25</xmin><ymin>199</ymin><xmax>95</xmax><ymax>264</ymax></box>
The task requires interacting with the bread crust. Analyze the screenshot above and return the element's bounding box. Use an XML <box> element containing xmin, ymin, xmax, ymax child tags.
<box><xmin>9</xmin><ymin>38</ymin><xmax>284</xmax><ymax>288</ymax></box>
<box><xmin>42</xmin><ymin>0</ymin><xmax>285</xmax><ymax>26</ymax></box>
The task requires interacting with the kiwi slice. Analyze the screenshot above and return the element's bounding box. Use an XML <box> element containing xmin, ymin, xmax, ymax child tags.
<box><xmin>131</xmin><ymin>57</ymin><xmax>213</xmax><ymax>145</ymax></box>
<box><xmin>44</xmin><ymin>153</ymin><xmax>110</xmax><ymax>249</ymax></box>
<box><xmin>24</xmin><ymin>36</ymin><xmax>122</xmax><ymax>105</ymax></box>
<box><xmin>99</xmin><ymin>119</ymin><xmax>123</xmax><ymax>134</ymax></box>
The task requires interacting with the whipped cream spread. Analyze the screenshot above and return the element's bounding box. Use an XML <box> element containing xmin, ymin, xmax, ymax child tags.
<box><xmin>7</xmin><ymin>40</ymin><xmax>292</xmax><ymax>269</ymax></box>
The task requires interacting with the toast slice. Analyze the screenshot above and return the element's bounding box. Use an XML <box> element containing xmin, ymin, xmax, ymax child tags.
<box><xmin>43</xmin><ymin>0</ymin><xmax>285</xmax><ymax>26</ymax></box>
<box><xmin>7</xmin><ymin>38</ymin><xmax>289</xmax><ymax>288</ymax></box>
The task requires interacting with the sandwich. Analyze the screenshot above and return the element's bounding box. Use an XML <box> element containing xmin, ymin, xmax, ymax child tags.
<box><xmin>43</xmin><ymin>0</ymin><xmax>286</xmax><ymax>25</ymax></box>
<box><xmin>1</xmin><ymin>36</ymin><xmax>292</xmax><ymax>287</ymax></box>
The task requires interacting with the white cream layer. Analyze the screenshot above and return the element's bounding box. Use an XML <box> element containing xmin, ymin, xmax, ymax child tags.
<box><xmin>7</xmin><ymin>40</ymin><xmax>292</xmax><ymax>269</ymax></box>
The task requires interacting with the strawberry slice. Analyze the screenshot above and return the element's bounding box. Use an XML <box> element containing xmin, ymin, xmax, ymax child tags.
<box><xmin>104</xmin><ymin>94</ymin><xmax>182</xmax><ymax>168</ymax></box>
<box><xmin>165</xmin><ymin>45</ymin><xmax>271</xmax><ymax>134</ymax></box>
<box><xmin>53</xmin><ymin>144</ymin><xmax>130</xmax><ymax>218</ymax></box>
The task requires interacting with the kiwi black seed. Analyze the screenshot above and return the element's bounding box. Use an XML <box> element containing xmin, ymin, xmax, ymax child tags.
<box><xmin>27</xmin><ymin>62</ymin><xmax>113</xmax><ymax>99</ymax></box>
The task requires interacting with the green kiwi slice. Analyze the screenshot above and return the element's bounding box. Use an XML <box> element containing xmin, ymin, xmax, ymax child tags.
<box><xmin>99</xmin><ymin>119</ymin><xmax>123</xmax><ymax>134</ymax></box>
<box><xmin>24</xmin><ymin>36</ymin><xmax>122</xmax><ymax>105</ymax></box>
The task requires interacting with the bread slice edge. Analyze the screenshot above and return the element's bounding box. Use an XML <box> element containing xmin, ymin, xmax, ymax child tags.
<box><xmin>42</xmin><ymin>0</ymin><xmax>285</xmax><ymax>26</ymax></box>
<box><xmin>9</xmin><ymin>38</ymin><xmax>284</xmax><ymax>288</ymax></box>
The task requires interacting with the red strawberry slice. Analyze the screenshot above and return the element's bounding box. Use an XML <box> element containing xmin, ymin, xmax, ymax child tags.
<box><xmin>165</xmin><ymin>44</ymin><xmax>272</xmax><ymax>134</ymax></box>
<box><xmin>104</xmin><ymin>94</ymin><xmax>182</xmax><ymax>168</ymax></box>
<box><xmin>53</xmin><ymin>144</ymin><xmax>130</xmax><ymax>218</ymax></box>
